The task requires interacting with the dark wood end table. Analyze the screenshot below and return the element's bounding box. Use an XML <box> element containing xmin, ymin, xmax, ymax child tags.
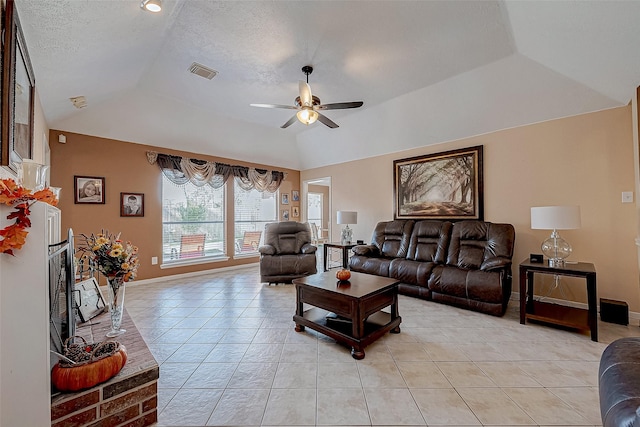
<box><xmin>323</xmin><ymin>242</ymin><xmax>357</xmax><ymax>271</ymax></box>
<box><xmin>293</xmin><ymin>271</ymin><xmax>401</xmax><ymax>359</ymax></box>
<box><xmin>519</xmin><ymin>259</ymin><xmax>597</xmax><ymax>341</ymax></box>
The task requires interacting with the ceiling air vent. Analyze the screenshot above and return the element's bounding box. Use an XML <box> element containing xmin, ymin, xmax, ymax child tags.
<box><xmin>69</xmin><ymin>96</ymin><xmax>87</xmax><ymax>109</ymax></box>
<box><xmin>189</xmin><ymin>62</ymin><xmax>218</xmax><ymax>80</ymax></box>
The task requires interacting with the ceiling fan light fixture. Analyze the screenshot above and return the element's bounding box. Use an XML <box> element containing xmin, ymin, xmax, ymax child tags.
<box><xmin>141</xmin><ymin>0</ymin><xmax>162</xmax><ymax>13</ymax></box>
<box><xmin>297</xmin><ymin>109</ymin><xmax>318</xmax><ymax>125</ymax></box>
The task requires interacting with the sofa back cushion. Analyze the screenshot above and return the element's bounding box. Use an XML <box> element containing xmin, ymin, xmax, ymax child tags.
<box><xmin>263</xmin><ymin>221</ymin><xmax>312</xmax><ymax>254</ymax></box>
<box><xmin>446</xmin><ymin>221</ymin><xmax>515</xmax><ymax>269</ymax></box>
<box><xmin>407</xmin><ymin>220</ymin><xmax>452</xmax><ymax>263</ymax></box>
<box><xmin>371</xmin><ymin>220</ymin><xmax>414</xmax><ymax>258</ymax></box>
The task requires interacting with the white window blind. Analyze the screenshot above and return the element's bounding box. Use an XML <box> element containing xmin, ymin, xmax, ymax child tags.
<box><xmin>162</xmin><ymin>175</ymin><xmax>225</xmax><ymax>263</ymax></box>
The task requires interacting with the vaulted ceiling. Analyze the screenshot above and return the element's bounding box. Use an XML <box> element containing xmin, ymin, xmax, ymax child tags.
<box><xmin>17</xmin><ymin>0</ymin><xmax>640</xmax><ymax>170</ymax></box>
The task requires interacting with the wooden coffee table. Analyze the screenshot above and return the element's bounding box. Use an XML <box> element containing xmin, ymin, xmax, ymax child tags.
<box><xmin>292</xmin><ymin>271</ymin><xmax>401</xmax><ymax>359</ymax></box>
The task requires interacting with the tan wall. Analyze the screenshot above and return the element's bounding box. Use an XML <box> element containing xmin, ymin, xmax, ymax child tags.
<box><xmin>302</xmin><ymin>106</ymin><xmax>640</xmax><ymax>313</ymax></box>
<box><xmin>49</xmin><ymin>131</ymin><xmax>300</xmax><ymax>281</ymax></box>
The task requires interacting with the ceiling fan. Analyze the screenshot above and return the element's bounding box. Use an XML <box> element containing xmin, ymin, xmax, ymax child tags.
<box><xmin>250</xmin><ymin>65</ymin><xmax>363</xmax><ymax>129</ymax></box>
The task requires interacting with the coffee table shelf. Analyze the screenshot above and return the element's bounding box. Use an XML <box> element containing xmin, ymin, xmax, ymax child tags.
<box><xmin>293</xmin><ymin>271</ymin><xmax>401</xmax><ymax>359</ymax></box>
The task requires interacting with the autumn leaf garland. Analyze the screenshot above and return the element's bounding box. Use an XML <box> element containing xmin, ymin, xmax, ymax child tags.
<box><xmin>0</xmin><ymin>178</ymin><xmax>58</xmax><ymax>255</ymax></box>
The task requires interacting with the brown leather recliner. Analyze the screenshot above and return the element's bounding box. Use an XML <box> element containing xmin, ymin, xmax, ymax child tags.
<box><xmin>259</xmin><ymin>221</ymin><xmax>317</xmax><ymax>284</ymax></box>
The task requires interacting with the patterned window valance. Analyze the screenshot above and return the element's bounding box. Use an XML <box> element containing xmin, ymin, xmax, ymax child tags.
<box><xmin>146</xmin><ymin>151</ymin><xmax>286</xmax><ymax>193</ymax></box>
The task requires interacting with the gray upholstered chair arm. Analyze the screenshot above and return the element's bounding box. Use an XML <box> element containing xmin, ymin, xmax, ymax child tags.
<box><xmin>480</xmin><ymin>256</ymin><xmax>511</xmax><ymax>271</ymax></box>
<box><xmin>301</xmin><ymin>243</ymin><xmax>317</xmax><ymax>254</ymax></box>
<box><xmin>258</xmin><ymin>245</ymin><xmax>276</xmax><ymax>255</ymax></box>
<box><xmin>352</xmin><ymin>244</ymin><xmax>380</xmax><ymax>257</ymax></box>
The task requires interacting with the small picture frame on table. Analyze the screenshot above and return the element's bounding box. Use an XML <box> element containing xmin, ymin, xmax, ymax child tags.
<box><xmin>120</xmin><ymin>192</ymin><xmax>144</xmax><ymax>217</ymax></box>
<box><xmin>74</xmin><ymin>277</ymin><xmax>106</xmax><ymax>323</ymax></box>
<box><xmin>74</xmin><ymin>176</ymin><xmax>105</xmax><ymax>204</ymax></box>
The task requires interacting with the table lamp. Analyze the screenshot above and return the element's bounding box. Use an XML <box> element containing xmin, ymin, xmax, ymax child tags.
<box><xmin>337</xmin><ymin>211</ymin><xmax>357</xmax><ymax>244</ymax></box>
<box><xmin>530</xmin><ymin>205</ymin><xmax>581</xmax><ymax>267</ymax></box>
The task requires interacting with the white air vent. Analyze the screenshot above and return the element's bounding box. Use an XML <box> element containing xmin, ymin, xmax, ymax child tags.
<box><xmin>189</xmin><ymin>62</ymin><xmax>218</xmax><ymax>80</ymax></box>
<box><xmin>69</xmin><ymin>96</ymin><xmax>87</xmax><ymax>109</ymax></box>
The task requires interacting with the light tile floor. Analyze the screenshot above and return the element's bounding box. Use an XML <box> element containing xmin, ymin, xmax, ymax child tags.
<box><xmin>125</xmin><ymin>265</ymin><xmax>638</xmax><ymax>427</ymax></box>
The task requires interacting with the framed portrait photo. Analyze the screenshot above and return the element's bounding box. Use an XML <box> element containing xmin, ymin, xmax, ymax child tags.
<box><xmin>292</xmin><ymin>190</ymin><xmax>300</xmax><ymax>202</ymax></box>
<box><xmin>292</xmin><ymin>206</ymin><xmax>299</xmax><ymax>218</ymax></box>
<box><xmin>120</xmin><ymin>192</ymin><xmax>144</xmax><ymax>217</ymax></box>
<box><xmin>281</xmin><ymin>193</ymin><xmax>289</xmax><ymax>205</ymax></box>
<box><xmin>74</xmin><ymin>176</ymin><xmax>105</xmax><ymax>204</ymax></box>
<box><xmin>282</xmin><ymin>209</ymin><xmax>290</xmax><ymax>221</ymax></box>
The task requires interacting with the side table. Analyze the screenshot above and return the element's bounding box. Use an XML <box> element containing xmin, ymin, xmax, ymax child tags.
<box><xmin>323</xmin><ymin>242</ymin><xmax>357</xmax><ymax>271</ymax></box>
<box><xmin>519</xmin><ymin>259</ymin><xmax>597</xmax><ymax>341</ymax></box>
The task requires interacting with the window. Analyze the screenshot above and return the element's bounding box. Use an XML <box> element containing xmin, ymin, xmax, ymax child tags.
<box><xmin>162</xmin><ymin>175</ymin><xmax>225</xmax><ymax>263</ymax></box>
<box><xmin>234</xmin><ymin>181</ymin><xmax>277</xmax><ymax>255</ymax></box>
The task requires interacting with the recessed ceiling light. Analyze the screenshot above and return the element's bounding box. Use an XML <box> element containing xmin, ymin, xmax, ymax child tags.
<box><xmin>140</xmin><ymin>0</ymin><xmax>162</xmax><ymax>13</ymax></box>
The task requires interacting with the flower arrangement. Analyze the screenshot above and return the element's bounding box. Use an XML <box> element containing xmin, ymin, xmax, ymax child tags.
<box><xmin>78</xmin><ymin>231</ymin><xmax>140</xmax><ymax>282</ymax></box>
<box><xmin>0</xmin><ymin>178</ymin><xmax>58</xmax><ymax>255</ymax></box>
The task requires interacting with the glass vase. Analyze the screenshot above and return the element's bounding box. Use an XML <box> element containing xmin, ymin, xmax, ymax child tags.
<box><xmin>106</xmin><ymin>276</ymin><xmax>126</xmax><ymax>337</ymax></box>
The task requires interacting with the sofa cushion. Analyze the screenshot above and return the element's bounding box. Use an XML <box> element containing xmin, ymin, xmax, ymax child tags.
<box><xmin>371</xmin><ymin>220</ymin><xmax>414</xmax><ymax>259</ymax></box>
<box><xmin>428</xmin><ymin>266</ymin><xmax>504</xmax><ymax>303</ymax></box>
<box><xmin>349</xmin><ymin>255</ymin><xmax>394</xmax><ymax>277</ymax></box>
<box><xmin>407</xmin><ymin>220</ymin><xmax>452</xmax><ymax>263</ymax></box>
<box><xmin>446</xmin><ymin>221</ymin><xmax>515</xmax><ymax>270</ymax></box>
<box><xmin>389</xmin><ymin>258</ymin><xmax>435</xmax><ymax>286</ymax></box>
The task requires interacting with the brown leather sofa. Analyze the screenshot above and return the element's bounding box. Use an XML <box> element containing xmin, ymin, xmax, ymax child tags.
<box><xmin>349</xmin><ymin>219</ymin><xmax>515</xmax><ymax>316</ymax></box>
<box><xmin>259</xmin><ymin>221</ymin><xmax>317</xmax><ymax>284</ymax></box>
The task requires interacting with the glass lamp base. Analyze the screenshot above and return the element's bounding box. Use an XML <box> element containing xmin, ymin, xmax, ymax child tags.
<box><xmin>106</xmin><ymin>328</ymin><xmax>126</xmax><ymax>338</ymax></box>
<box><xmin>541</xmin><ymin>230</ymin><xmax>572</xmax><ymax>266</ymax></box>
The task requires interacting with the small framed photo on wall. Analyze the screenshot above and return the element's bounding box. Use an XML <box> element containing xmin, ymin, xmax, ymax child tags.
<box><xmin>281</xmin><ymin>193</ymin><xmax>289</xmax><ymax>205</ymax></box>
<box><xmin>120</xmin><ymin>193</ymin><xmax>144</xmax><ymax>217</ymax></box>
<box><xmin>74</xmin><ymin>176</ymin><xmax>105</xmax><ymax>204</ymax></box>
<box><xmin>292</xmin><ymin>206</ymin><xmax>299</xmax><ymax>217</ymax></box>
<box><xmin>282</xmin><ymin>209</ymin><xmax>290</xmax><ymax>220</ymax></box>
<box><xmin>292</xmin><ymin>190</ymin><xmax>300</xmax><ymax>202</ymax></box>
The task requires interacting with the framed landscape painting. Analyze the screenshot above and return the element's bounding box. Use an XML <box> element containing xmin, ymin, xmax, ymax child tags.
<box><xmin>393</xmin><ymin>145</ymin><xmax>483</xmax><ymax>220</ymax></box>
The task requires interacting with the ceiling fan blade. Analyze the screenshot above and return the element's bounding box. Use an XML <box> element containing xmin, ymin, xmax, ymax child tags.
<box><xmin>281</xmin><ymin>115</ymin><xmax>298</xmax><ymax>129</ymax></box>
<box><xmin>299</xmin><ymin>81</ymin><xmax>313</xmax><ymax>107</ymax></box>
<box><xmin>316</xmin><ymin>101</ymin><xmax>364</xmax><ymax>110</ymax></box>
<box><xmin>250</xmin><ymin>103</ymin><xmax>298</xmax><ymax>110</ymax></box>
<box><xmin>316</xmin><ymin>112</ymin><xmax>339</xmax><ymax>128</ymax></box>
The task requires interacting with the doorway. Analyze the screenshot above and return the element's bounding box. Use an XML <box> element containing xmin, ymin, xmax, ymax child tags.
<box><xmin>303</xmin><ymin>177</ymin><xmax>331</xmax><ymax>244</ymax></box>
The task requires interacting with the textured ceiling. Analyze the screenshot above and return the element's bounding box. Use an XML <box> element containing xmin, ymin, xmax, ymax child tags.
<box><xmin>15</xmin><ymin>0</ymin><xmax>640</xmax><ymax>170</ymax></box>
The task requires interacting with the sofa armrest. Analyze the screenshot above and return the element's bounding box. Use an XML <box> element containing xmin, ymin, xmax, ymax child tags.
<box><xmin>480</xmin><ymin>256</ymin><xmax>512</xmax><ymax>271</ymax></box>
<box><xmin>301</xmin><ymin>243</ymin><xmax>317</xmax><ymax>254</ymax></box>
<box><xmin>258</xmin><ymin>245</ymin><xmax>276</xmax><ymax>255</ymax></box>
<box><xmin>352</xmin><ymin>244</ymin><xmax>380</xmax><ymax>257</ymax></box>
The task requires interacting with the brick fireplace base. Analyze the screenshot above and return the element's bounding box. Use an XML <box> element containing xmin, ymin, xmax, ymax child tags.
<box><xmin>51</xmin><ymin>309</ymin><xmax>159</xmax><ymax>427</ymax></box>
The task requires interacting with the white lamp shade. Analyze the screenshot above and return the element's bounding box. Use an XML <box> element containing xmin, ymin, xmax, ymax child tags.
<box><xmin>531</xmin><ymin>206</ymin><xmax>581</xmax><ymax>230</ymax></box>
<box><xmin>337</xmin><ymin>211</ymin><xmax>357</xmax><ymax>225</ymax></box>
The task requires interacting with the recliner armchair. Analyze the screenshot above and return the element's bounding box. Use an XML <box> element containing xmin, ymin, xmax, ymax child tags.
<box><xmin>259</xmin><ymin>221</ymin><xmax>317</xmax><ymax>284</ymax></box>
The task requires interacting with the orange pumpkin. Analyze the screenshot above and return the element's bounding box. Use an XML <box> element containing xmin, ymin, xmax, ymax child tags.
<box><xmin>51</xmin><ymin>344</ymin><xmax>127</xmax><ymax>392</ymax></box>
<box><xmin>336</xmin><ymin>268</ymin><xmax>351</xmax><ymax>281</ymax></box>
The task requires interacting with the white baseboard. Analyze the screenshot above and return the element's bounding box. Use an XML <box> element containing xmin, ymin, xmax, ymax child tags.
<box><xmin>127</xmin><ymin>262</ymin><xmax>260</xmax><ymax>287</ymax></box>
<box><xmin>511</xmin><ymin>291</ymin><xmax>640</xmax><ymax>326</ymax></box>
